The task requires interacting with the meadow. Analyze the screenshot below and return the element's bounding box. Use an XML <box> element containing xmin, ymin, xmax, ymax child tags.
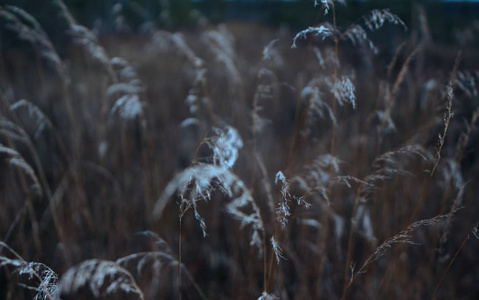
<box><xmin>1</xmin><ymin>0</ymin><xmax>479</xmax><ymax>299</ymax></box>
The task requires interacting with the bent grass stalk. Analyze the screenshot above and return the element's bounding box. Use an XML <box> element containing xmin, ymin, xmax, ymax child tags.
<box><xmin>342</xmin><ymin>213</ymin><xmax>450</xmax><ymax>299</ymax></box>
<box><xmin>409</xmin><ymin>51</ymin><xmax>462</xmax><ymax>226</ymax></box>
<box><xmin>0</xmin><ymin>241</ymin><xmax>57</xmax><ymax>300</ymax></box>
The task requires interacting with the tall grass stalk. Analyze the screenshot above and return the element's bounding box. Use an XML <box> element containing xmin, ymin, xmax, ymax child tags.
<box><xmin>342</xmin><ymin>213</ymin><xmax>450</xmax><ymax>299</ymax></box>
<box><xmin>432</xmin><ymin>225</ymin><xmax>478</xmax><ymax>299</ymax></box>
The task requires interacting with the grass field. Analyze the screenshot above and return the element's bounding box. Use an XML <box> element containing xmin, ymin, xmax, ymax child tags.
<box><xmin>1</xmin><ymin>0</ymin><xmax>479</xmax><ymax>299</ymax></box>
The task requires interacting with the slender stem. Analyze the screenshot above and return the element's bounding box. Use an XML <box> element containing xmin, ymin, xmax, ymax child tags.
<box><xmin>319</xmin><ymin>3</ymin><xmax>339</xmax><ymax>295</ymax></box>
<box><xmin>263</xmin><ymin>230</ymin><xmax>267</xmax><ymax>292</ymax></box>
<box><xmin>266</xmin><ymin>222</ymin><xmax>279</xmax><ymax>292</ymax></box>
<box><xmin>432</xmin><ymin>233</ymin><xmax>469</xmax><ymax>299</ymax></box>
<box><xmin>376</xmin><ymin>47</ymin><xmax>420</xmax><ymax>157</ymax></box>
<box><xmin>330</xmin><ymin>2</ymin><xmax>339</xmax><ymax>157</ymax></box>
<box><xmin>342</xmin><ymin>190</ymin><xmax>362</xmax><ymax>294</ymax></box>
<box><xmin>251</xmin><ymin>83</ymin><xmax>268</xmax><ymax>293</ymax></box>
<box><xmin>178</xmin><ymin>218</ymin><xmax>182</xmax><ymax>300</ymax></box>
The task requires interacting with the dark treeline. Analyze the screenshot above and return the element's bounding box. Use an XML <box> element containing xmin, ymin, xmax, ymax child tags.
<box><xmin>0</xmin><ymin>0</ymin><xmax>478</xmax><ymax>42</ymax></box>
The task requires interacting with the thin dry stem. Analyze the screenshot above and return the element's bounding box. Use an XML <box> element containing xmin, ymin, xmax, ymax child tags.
<box><xmin>342</xmin><ymin>213</ymin><xmax>449</xmax><ymax>299</ymax></box>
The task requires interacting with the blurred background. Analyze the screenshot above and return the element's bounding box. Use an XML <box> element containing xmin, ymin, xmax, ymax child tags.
<box><xmin>1</xmin><ymin>0</ymin><xmax>479</xmax><ymax>42</ymax></box>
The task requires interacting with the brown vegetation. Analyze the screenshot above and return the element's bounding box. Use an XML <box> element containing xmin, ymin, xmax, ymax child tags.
<box><xmin>1</xmin><ymin>1</ymin><xmax>479</xmax><ymax>299</ymax></box>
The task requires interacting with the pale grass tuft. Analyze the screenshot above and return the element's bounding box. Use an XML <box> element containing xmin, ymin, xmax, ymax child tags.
<box><xmin>0</xmin><ymin>6</ymin><xmax>67</xmax><ymax>79</ymax></box>
<box><xmin>110</xmin><ymin>94</ymin><xmax>144</xmax><ymax>120</ymax></box>
<box><xmin>0</xmin><ymin>242</ymin><xmax>58</xmax><ymax>300</ymax></box>
<box><xmin>153</xmin><ymin>164</ymin><xmax>229</xmax><ymax>223</ymax></box>
<box><xmin>473</xmin><ymin>225</ymin><xmax>479</xmax><ymax>240</ymax></box>
<box><xmin>275</xmin><ymin>172</ymin><xmax>291</xmax><ymax>228</ymax></box>
<box><xmin>108</xmin><ymin>57</ymin><xmax>145</xmax><ymax>121</ymax></box>
<box><xmin>439</xmin><ymin>159</ymin><xmax>464</xmax><ymax>191</ymax></box>
<box><xmin>153</xmin><ymin>126</ymin><xmax>263</xmax><ymax>249</ymax></box>
<box><xmin>315</xmin><ymin>0</ymin><xmax>346</xmax><ymax>16</ymax></box>
<box><xmin>10</xmin><ymin>99</ymin><xmax>53</xmax><ymax>139</ymax></box>
<box><xmin>354</xmin><ymin>206</ymin><xmax>375</xmax><ymax>244</ymax></box>
<box><xmin>298</xmin><ymin>154</ymin><xmax>344</xmax><ymax>206</ymax></box>
<box><xmin>315</xmin><ymin>0</ymin><xmax>329</xmax><ymax>15</ymax></box>
<box><xmin>301</xmin><ymin>85</ymin><xmax>336</xmax><ymax>132</ymax></box>
<box><xmin>271</xmin><ymin>236</ymin><xmax>286</xmax><ymax>264</ymax></box>
<box><xmin>359</xmin><ymin>145</ymin><xmax>429</xmax><ymax>202</ymax></box>
<box><xmin>262</xmin><ymin>39</ymin><xmax>283</xmax><ymax>67</ymax></box>
<box><xmin>373</xmin><ymin>110</ymin><xmax>397</xmax><ymax>134</ymax></box>
<box><xmin>431</xmin><ymin>81</ymin><xmax>455</xmax><ymax>176</ymax></box>
<box><xmin>106</xmin><ymin>82</ymin><xmax>142</xmax><ymax>99</ymax></box>
<box><xmin>292</xmin><ymin>24</ymin><xmax>334</xmax><ymax>48</ymax></box>
<box><xmin>59</xmin><ymin>259</ymin><xmax>144</xmax><ymax>299</ymax></box>
<box><xmin>0</xmin><ymin>143</ymin><xmax>42</xmax><ymax>196</ymax></box>
<box><xmin>52</xmin><ymin>0</ymin><xmax>116</xmax><ymax>80</ymax></box>
<box><xmin>306</xmin><ymin>154</ymin><xmax>342</xmax><ymax>184</ymax></box>
<box><xmin>275</xmin><ymin>171</ymin><xmax>310</xmax><ymax>228</ymax></box>
<box><xmin>203</xmin><ymin>25</ymin><xmax>236</xmax><ymax>58</ymax></box>
<box><xmin>0</xmin><ymin>142</ymin><xmax>20</xmax><ymax>157</ymax></box>
<box><xmin>53</xmin><ymin>0</ymin><xmax>115</xmax><ymax>79</ymax></box>
<box><xmin>258</xmin><ymin>291</ymin><xmax>279</xmax><ymax>300</ymax></box>
<box><xmin>202</xmin><ymin>25</ymin><xmax>242</xmax><ymax>88</ymax></box>
<box><xmin>252</xmin><ymin>68</ymin><xmax>276</xmax><ymax>135</ymax></box>
<box><xmin>332</xmin><ymin>213</ymin><xmax>346</xmax><ymax>244</ymax></box>
<box><xmin>116</xmin><ymin>249</ymin><xmax>207</xmax><ymax>300</ymax></box>
<box><xmin>69</xmin><ymin>25</ymin><xmax>111</xmax><ymax>66</ymax></box>
<box><xmin>185</xmin><ymin>68</ymin><xmax>208</xmax><ymax>115</ymax></box>
<box><xmin>180</xmin><ymin>117</ymin><xmax>200</xmax><ymax>128</ymax></box>
<box><xmin>300</xmin><ymin>73</ymin><xmax>355</xmax><ymax>136</ymax></box>
<box><xmin>171</xmin><ymin>32</ymin><xmax>204</xmax><ymax>68</ymax></box>
<box><xmin>333</xmin><ymin>75</ymin><xmax>357</xmax><ymax>109</ymax></box>
<box><xmin>364</xmin><ymin>9</ymin><xmax>407</xmax><ymax>31</ymax></box>
<box><xmin>206</xmin><ymin>126</ymin><xmax>244</xmax><ymax>169</ymax></box>
<box><xmin>455</xmin><ymin>71</ymin><xmax>478</xmax><ymax>98</ymax></box>
<box><xmin>150</xmin><ymin>30</ymin><xmax>174</xmax><ymax>52</ymax></box>
<box><xmin>342</xmin><ymin>25</ymin><xmax>376</xmax><ymax>52</ymax></box>
<box><xmin>313</xmin><ymin>47</ymin><xmax>326</xmax><ymax>69</ymax></box>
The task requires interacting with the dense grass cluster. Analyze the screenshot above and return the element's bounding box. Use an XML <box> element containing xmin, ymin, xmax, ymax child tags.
<box><xmin>1</xmin><ymin>0</ymin><xmax>479</xmax><ymax>299</ymax></box>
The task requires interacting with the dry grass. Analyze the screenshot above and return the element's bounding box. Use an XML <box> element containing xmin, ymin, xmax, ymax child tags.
<box><xmin>1</xmin><ymin>0</ymin><xmax>479</xmax><ymax>299</ymax></box>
